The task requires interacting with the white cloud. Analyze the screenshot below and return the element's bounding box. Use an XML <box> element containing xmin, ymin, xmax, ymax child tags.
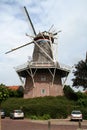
<box><xmin>0</xmin><ymin>0</ymin><xmax>87</xmax><ymax>86</ymax></box>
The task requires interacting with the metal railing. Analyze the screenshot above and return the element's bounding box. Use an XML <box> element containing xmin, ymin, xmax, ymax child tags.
<box><xmin>15</xmin><ymin>61</ymin><xmax>71</xmax><ymax>72</ymax></box>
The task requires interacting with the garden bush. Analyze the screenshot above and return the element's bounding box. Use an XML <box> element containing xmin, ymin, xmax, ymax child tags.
<box><xmin>1</xmin><ymin>96</ymin><xmax>87</xmax><ymax>120</ymax></box>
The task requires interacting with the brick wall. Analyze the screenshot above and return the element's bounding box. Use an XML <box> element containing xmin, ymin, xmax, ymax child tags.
<box><xmin>24</xmin><ymin>69</ymin><xmax>64</xmax><ymax>98</ymax></box>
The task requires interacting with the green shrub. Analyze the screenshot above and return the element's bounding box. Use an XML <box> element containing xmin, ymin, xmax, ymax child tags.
<box><xmin>29</xmin><ymin>114</ymin><xmax>51</xmax><ymax>120</ymax></box>
<box><xmin>42</xmin><ymin>114</ymin><xmax>51</xmax><ymax>120</ymax></box>
<box><xmin>77</xmin><ymin>99</ymin><xmax>87</xmax><ymax>107</ymax></box>
<box><xmin>29</xmin><ymin>115</ymin><xmax>38</xmax><ymax>120</ymax></box>
<box><xmin>2</xmin><ymin>96</ymin><xmax>87</xmax><ymax>120</ymax></box>
<box><xmin>80</xmin><ymin>108</ymin><xmax>87</xmax><ymax>120</ymax></box>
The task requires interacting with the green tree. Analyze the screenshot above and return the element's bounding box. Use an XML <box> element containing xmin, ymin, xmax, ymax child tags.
<box><xmin>63</xmin><ymin>85</ymin><xmax>78</xmax><ymax>100</ymax></box>
<box><xmin>0</xmin><ymin>84</ymin><xmax>9</xmax><ymax>130</ymax></box>
<box><xmin>17</xmin><ymin>86</ymin><xmax>24</xmax><ymax>97</ymax></box>
<box><xmin>72</xmin><ymin>52</ymin><xmax>87</xmax><ymax>90</ymax></box>
<box><xmin>0</xmin><ymin>84</ymin><xmax>9</xmax><ymax>104</ymax></box>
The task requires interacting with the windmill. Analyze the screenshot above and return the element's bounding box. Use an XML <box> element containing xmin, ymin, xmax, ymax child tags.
<box><xmin>6</xmin><ymin>6</ymin><xmax>70</xmax><ymax>98</ymax></box>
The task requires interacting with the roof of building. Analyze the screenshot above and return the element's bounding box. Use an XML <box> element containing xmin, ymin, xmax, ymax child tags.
<box><xmin>7</xmin><ymin>86</ymin><xmax>19</xmax><ymax>91</ymax></box>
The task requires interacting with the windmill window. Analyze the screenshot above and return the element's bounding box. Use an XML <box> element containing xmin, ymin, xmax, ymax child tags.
<box><xmin>41</xmin><ymin>89</ymin><xmax>46</xmax><ymax>94</ymax></box>
<box><xmin>41</xmin><ymin>75</ymin><xmax>46</xmax><ymax>81</ymax></box>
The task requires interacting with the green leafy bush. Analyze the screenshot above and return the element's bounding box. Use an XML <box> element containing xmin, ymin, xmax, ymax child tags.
<box><xmin>1</xmin><ymin>96</ymin><xmax>71</xmax><ymax>119</ymax></box>
<box><xmin>30</xmin><ymin>114</ymin><xmax>51</xmax><ymax>120</ymax></box>
<box><xmin>1</xmin><ymin>95</ymin><xmax>87</xmax><ymax>120</ymax></box>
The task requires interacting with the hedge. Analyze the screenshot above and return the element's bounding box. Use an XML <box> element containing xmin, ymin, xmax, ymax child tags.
<box><xmin>1</xmin><ymin>96</ymin><xmax>87</xmax><ymax>120</ymax></box>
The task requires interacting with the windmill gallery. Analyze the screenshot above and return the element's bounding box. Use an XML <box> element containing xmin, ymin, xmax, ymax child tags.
<box><xmin>6</xmin><ymin>7</ymin><xmax>70</xmax><ymax>98</ymax></box>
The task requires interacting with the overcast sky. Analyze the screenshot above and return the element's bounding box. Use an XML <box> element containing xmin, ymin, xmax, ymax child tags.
<box><xmin>0</xmin><ymin>0</ymin><xmax>87</xmax><ymax>88</ymax></box>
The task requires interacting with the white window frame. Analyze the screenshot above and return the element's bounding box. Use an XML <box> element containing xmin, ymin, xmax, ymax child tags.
<box><xmin>41</xmin><ymin>89</ymin><xmax>46</xmax><ymax>94</ymax></box>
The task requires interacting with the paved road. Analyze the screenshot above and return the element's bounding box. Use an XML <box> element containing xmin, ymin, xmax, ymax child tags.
<box><xmin>1</xmin><ymin>118</ymin><xmax>87</xmax><ymax>130</ymax></box>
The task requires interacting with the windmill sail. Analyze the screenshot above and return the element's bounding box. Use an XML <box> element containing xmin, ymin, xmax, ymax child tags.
<box><xmin>23</xmin><ymin>6</ymin><xmax>36</xmax><ymax>36</ymax></box>
<box><xmin>5</xmin><ymin>41</ymin><xmax>33</xmax><ymax>54</ymax></box>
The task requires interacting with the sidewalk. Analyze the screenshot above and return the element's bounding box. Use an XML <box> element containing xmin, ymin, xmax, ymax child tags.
<box><xmin>30</xmin><ymin>119</ymin><xmax>87</xmax><ymax>126</ymax></box>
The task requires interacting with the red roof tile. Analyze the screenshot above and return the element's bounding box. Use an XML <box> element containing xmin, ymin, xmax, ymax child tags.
<box><xmin>7</xmin><ymin>86</ymin><xmax>19</xmax><ymax>90</ymax></box>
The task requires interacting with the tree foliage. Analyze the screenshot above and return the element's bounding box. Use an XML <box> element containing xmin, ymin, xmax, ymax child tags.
<box><xmin>72</xmin><ymin>54</ymin><xmax>87</xmax><ymax>90</ymax></box>
<box><xmin>8</xmin><ymin>86</ymin><xmax>24</xmax><ymax>97</ymax></box>
<box><xmin>0</xmin><ymin>84</ymin><xmax>9</xmax><ymax>104</ymax></box>
<box><xmin>63</xmin><ymin>85</ymin><xmax>78</xmax><ymax>100</ymax></box>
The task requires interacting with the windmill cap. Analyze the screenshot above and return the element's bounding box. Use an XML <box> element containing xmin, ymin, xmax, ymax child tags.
<box><xmin>34</xmin><ymin>31</ymin><xmax>54</xmax><ymax>43</ymax></box>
